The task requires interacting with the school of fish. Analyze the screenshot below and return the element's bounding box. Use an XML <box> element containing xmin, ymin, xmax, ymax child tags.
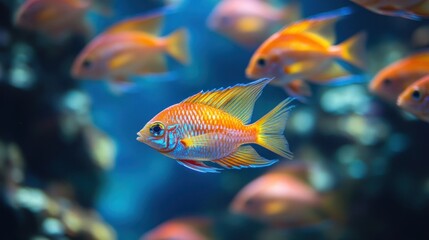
<box><xmin>13</xmin><ymin>0</ymin><xmax>429</xmax><ymax>173</ymax></box>
<box><xmin>12</xmin><ymin>0</ymin><xmax>429</xmax><ymax>238</ymax></box>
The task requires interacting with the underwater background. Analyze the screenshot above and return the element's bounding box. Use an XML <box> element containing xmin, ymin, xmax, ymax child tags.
<box><xmin>2</xmin><ymin>0</ymin><xmax>429</xmax><ymax>239</ymax></box>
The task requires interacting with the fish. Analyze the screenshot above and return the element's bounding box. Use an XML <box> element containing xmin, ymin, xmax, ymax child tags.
<box><xmin>230</xmin><ymin>163</ymin><xmax>333</xmax><ymax>227</ymax></box>
<box><xmin>207</xmin><ymin>0</ymin><xmax>300</xmax><ymax>47</ymax></box>
<box><xmin>397</xmin><ymin>75</ymin><xmax>429</xmax><ymax>122</ymax></box>
<box><xmin>71</xmin><ymin>12</ymin><xmax>190</xmax><ymax>84</ymax></box>
<box><xmin>351</xmin><ymin>0</ymin><xmax>429</xmax><ymax>20</ymax></box>
<box><xmin>234</xmin><ymin>159</ymin><xmax>346</xmax><ymax>225</ymax></box>
<box><xmin>245</xmin><ymin>7</ymin><xmax>367</xmax><ymax>98</ymax></box>
<box><xmin>141</xmin><ymin>217</ymin><xmax>213</xmax><ymax>240</ymax></box>
<box><xmin>136</xmin><ymin>78</ymin><xmax>294</xmax><ymax>173</ymax></box>
<box><xmin>369</xmin><ymin>52</ymin><xmax>429</xmax><ymax>104</ymax></box>
<box><xmin>14</xmin><ymin>0</ymin><xmax>111</xmax><ymax>40</ymax></box>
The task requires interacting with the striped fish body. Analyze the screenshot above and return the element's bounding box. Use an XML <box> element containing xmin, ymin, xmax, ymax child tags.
<box><xmin>137</xmin><ymin>78</ymin><xmax>294</xmax><ymax>173</ymax></box>
<box><xmin>157</xmin><ymin>102</ymin><xmax>256</xmax><ymax>161</ymax></box>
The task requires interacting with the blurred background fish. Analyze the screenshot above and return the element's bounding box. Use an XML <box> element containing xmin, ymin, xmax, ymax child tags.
<box><xmin>397</xmin><ymin>74</ymin><xmax>429</xmax><ymax>122</ymax></box>
<box><xmin>14</xmin><ymin>0</ymin><xmax>112</xmax><ymax>40</ymax></box>
<box><xmin>230</xmin><ymin>162</ymin><xmax>344</xmax><ymax>228</ymax></box>
<box><xmin>351</xmin><ymin>0</ymin><xmax>429</xmax><ymax>20</ymax></box>
<box><xmin>72</xmin><ymin>12</ymin><xmax>190</xmax><ymax>88</ymax></box>
<box><xmin>369</xmin><ymin>51</ymin><xmax>429</xmax><ymax>103</ymax></box>
<box><xmin>141</xmin><ymin>217</ymin><xmax>214</xmax><ymax>240</ymax></box>
<box><xmin>245</xmin><ymin>7</ymin><xmax>367</xmax><ymax>99</ymax></box>
<box><xmin>207</xmin><ymin>0</ymin><xmax>300</xmax><ymax>47</ymax></box>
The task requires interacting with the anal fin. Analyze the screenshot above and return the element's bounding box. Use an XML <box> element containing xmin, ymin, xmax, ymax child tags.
<box><xmin>176</xmin><ymin>160</ymin><xmax>221</xmax><ymax>173</ymax></box>
<box><xmin>215</xmin><ymin>145</ymin><xmax>278</xmax><ymax>170</ymax></box>
<box><xmin>138</xmin><ymin>54</ymin><xmax>167</xmax><ymax>74</ymax></box>
<box><xmin>307</xmin><ymin>61</ymin><xmax>350</xmax><ymax>84</ymax></box>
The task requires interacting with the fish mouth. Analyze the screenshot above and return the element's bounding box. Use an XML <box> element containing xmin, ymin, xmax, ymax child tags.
<box><xmin>136</xmin><ymin>132</ymin><xmax>144</xmax><ymax>142</ymax></box>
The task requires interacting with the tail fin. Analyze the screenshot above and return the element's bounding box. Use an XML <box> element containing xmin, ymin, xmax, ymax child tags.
<box><xmin>254</xmin><ymin>98</ymin><xmax>295</xmax><ymax>159</ymax></box>
<box><xmin>337</xmin><ymin>31</ymin><xmax>367</xmax><ymax>69</ymax></box>
<box><xmin>165</xmin><ymin>28</ymin><xmax>190</xmax><ymax>65</ymax></box>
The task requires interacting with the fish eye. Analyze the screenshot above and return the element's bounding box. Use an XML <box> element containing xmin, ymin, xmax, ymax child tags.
<box><xmin>82</xmin><ymin>59</ymin><xmax>92</xmax><ymax>69</ymax></box>
<box><xmin>257</xmin><ymin>58</ymin><xmax>266</xmax><ymax>67</ymax></box>
<box><xmin>412</xmin><ymin>89</ymin><xmax>421</xmax><ymax>100</ymax></box>
<box><xmin>383</xmin><ymin>78</ymin><xmax>392</xmax><ymax>86</ymax></box>
<box><xmin>149</xmin><ymin>122</ymin><xmax>165</xmax><ymax>137</ymax></box>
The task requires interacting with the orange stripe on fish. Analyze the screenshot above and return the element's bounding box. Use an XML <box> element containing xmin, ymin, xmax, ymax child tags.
<box><xmin>137</xmin><ymin>78</ymin><xmax>294</xmax><ymax>173</ymax></box>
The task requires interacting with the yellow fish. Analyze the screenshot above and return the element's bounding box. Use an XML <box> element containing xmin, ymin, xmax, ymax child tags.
<box><xmin>72</xmin><ymin>12</ymin><xmax>189</xmax><ymax>83</ymax></box>
<box><xmin>136</xmin><ymin>78</ymin><xmax>294</xmax><ymax>173</ymax></box>
<box><xmin>246</xmin><ymin>8</ymin><xmax>367</xmax><ymax>97</ymax></box>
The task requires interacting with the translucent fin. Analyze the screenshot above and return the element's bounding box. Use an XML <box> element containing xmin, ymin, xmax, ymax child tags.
<box><xmin>281</xmin><ymin>7</ymin><xmax>352</xmax><ymax>44</ymax></box>
<box><xmin>138</xmin><ymin>54</ymin><xmax>167</xmax><ymax>74</ymax></box>
<box><xmin>255</xmin><ymin>98</ymin><xmax>294</xmax><ymax>159</ymax></box>
<box><xmin>283</xmin><ymin>61</ymin><xmax>311</xmax><ymax>75</ymax></box>
<box><xmin>107</xmin><ymin>78</ymin><xmax>136</xmax><ymax>95</ymax></box>
<box><xmin>215</xmin><ymin>145</ymin><xmax>278</xmax><ymax>169</ymax></box>
<box><xmin>176</xmin><ymin>160</ymin><xmax>221</xmax><ymax>173</ymax></box>
<box><xmin>180</xmin><ymin>133</ymin><xmax>216</xmax><ymax>148</ymax></box>
<box><xmin>335</xmin><ymin>32</ymin><xmax>367</xmax><ymax>69</ymax></box>
<box><xmin>165</xmin><ymin>28</ymin><xmax>190</xmax><ymax>65</ymax></box>
<box><xmin>105</xmin><ymin>13</ymin><xmax>163</xmax><ymax>35</ymax></box>
<box><xmin>307</xmin><ymin>61</ymin><xmax>350</xmax><ymax>83</ymax></box>
<box><xmin>108</xmin><ymin>52</ymin><xmax>135</xmax><ymax>71</ymax></box>
<box><xmin>181</xmin><ymin>78</ymin><xmax>272</xmax><ymax>124</ymax></box>
<box><xmin>283</xmin><ymin>80</ymin><xmax>312</xmax><ymax>101</ymax></box>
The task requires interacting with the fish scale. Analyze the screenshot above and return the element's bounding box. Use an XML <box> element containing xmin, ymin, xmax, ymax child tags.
<box><xmin>165</xmin><ymin>103</ymin><xmax>255</xmax><ymax>160</ymax></box>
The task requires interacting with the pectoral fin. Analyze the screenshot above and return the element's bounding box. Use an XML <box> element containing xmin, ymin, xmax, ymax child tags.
<box><xmin>215</xmin><ymin>145</ymin><xmax>278</xmax><ymax>169</ymax></box>
<box><xmin>138</xmin><ymin>54</ymin><xmax>167</xmax><ymax>74</ymax></box>
<box><xmin>108</xmin><ymin>53</ymin><xmax>135</xmax><ymax>71</ymax></box>
<box><xmin>180</xmin><ymin>133</ymin><xmax>217</xmax><ymax>148</ymax></box>
<box><xmin>307</xmin><ymin>61</ymin><xmax>350</xmax><ymax>83</ymax></box>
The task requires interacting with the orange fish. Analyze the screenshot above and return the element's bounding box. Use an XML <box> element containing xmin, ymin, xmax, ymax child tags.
<box><xmin>245</xmin><ymin>7</ymin><xmax>367</xmax><ymax>98</ymax></box>
<box><xmin>397</xmin><ymin>75</ymin><xmax>429</xmax><ymax>122</ymax></box>
<box><xmin>72</xmin><ymin>13</ymin><xmax>189</xmax><ymax>83</ymax></box>
<box><xmin>136</xmin><ymin>78</ymin><xmax>294</xmax><ymax>173</ymax></box>
<box><xmin>230</xmin><ymin>165</ymin><xmax>325</xmax><ymax>226</ymax></box>
<box><xmin>351</xmin><ymin>0</ymin><xmax>429</xmax><ymax>20</ymax></box>
<box><xmin>141</xmin><ymin>217</ymin><xmax>213</xmax><ymax>240</ymax></box>
<box><xmin>369</xmin><ymin>52</ymin><xmax>429</xmax><ymax>104</ymax></box>
<box><xmin>14</xmin><ymin>0</ymin><xmax>110</xmax><ymax>39</ymax></box>
<box><xmin>207</xmin><ymin>0</ymin><xmax>300</xmax><ymax>46</ymax></box>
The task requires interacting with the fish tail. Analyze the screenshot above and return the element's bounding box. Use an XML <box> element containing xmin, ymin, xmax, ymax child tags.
<box><xmin>254</xmin><ymin>98</ymin><xmax>294</xmax><ymax>159</ymax></box>
<box><xmin>336</xmin><ymin>31</ymin><xmax>367</xmax><ymax>69</ymax></box>
<box><xmin>165</xmin><ymin>28</ymin><xmax>190</xmax><ymax>65</ymax></box>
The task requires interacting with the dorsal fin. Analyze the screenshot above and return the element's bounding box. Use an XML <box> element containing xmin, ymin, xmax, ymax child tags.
<box><xmin>105</xmin><ymin>13</ymin><xmax>163</xmax><ymax>36</ymax></box>
<box><xmin>181</xmin><ymin>78</ymin><xmax>272</xmax><ymax>124</ymax></box>
<box><xmin>280</xmin><ymin>7</ymin><xmax>352</xmax><ymax>45</ymax></box>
